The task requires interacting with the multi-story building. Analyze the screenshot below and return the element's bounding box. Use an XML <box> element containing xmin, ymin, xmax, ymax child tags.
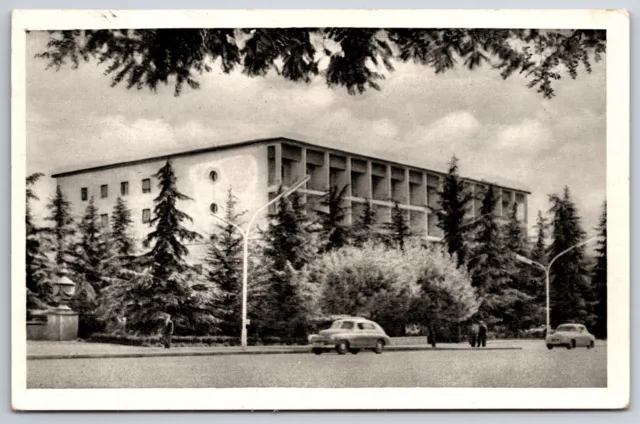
<box><xmin>52</xmin><ymin>136</ymin><xmax>530</xmax><ymax>263</ymax></box>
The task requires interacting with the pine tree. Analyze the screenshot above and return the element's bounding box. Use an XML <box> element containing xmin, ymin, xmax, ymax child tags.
<box><xmin>115</xmin><ymin>160</ymin><xmax>211</xmax><ymax>335</ymax></box>
<box><xmin>547</xmin><ymin>187</ymin><xmax>595</xmax><ymax>327</ymax></box>
<box><xmin>434</xmin><ymin>156</ymin><xmax>474</xmax><ymax>267</ymax></box>
<box><xmin>384</xmin><ymin>201</ymin><xmax>411</xmax><ymax>252</ymax></box>
<box><xmin>26</xmin><ymin>172</ymin><xmax>51</xmax><ymax>310</ymax></box>
<box><xmin>206</xmin><ymin>188</ymin><xmax>246</xmax><ymax>337</ymax></box>
<box><xmin>318</xmin><ymin>184</ymin><xmax>349</xmax><ymax>252</ymax></box>
<box><xmin>43</xmin><ymin>185</ymin><xmax>75</xmax><ymax>268</ymax></box>
<box><xmin>504</xmin><ymin>202</ymin><xmax>539</xmax><ymax>332</ymax></box>
<box><xmin>530</xmin><ymin>210</ymin><xmax>549</xmax><ymax>308</ymax></box>
<box><xmin>468</xmin><ymin>186</ymin><xmax>509</xmax><ymax>316</ymax></box>
<box><xmin>143</xmin><ymin>160</ymin><xmax>202</xmax><ymax>281</ymax></box>
<box><xmin>352</xmin><ymin>199</ymin><xmax>376</xmax><ymax>246</ymax></box>
<box><xmin>592</xmin><ymin>200</ymin><xmax>607</xmax><ymax>339</ymax></box>
<box><xmin>259</xmin><ymin>190</ymin><xmax>316</xmax><ymax>339</ymax></box>
<box><xmin>70</xmin><ymin>196</ymin><xmax>114</xmax><ymax>317</ymax></box>
<box><xmin>111</xmin><ymin>196</ymin><xmax>135</xmax><ymax>260</ymax></box>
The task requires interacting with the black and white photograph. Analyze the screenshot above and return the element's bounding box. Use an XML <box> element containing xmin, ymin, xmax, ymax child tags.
<box><xmin>11</xmin><ymin>9</ymin><xmax>629</xmax><ymax>410</ymax></box>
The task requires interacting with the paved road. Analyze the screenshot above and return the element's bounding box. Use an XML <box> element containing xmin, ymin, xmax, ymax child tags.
<box><xmin>27</xmin><ymin>342</ymin><xmax>606</xmax><ymax>388</ymax></box>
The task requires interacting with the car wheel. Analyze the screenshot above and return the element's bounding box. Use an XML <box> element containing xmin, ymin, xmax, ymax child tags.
<box><xmin>374</xmin><ymin>339</ymin><xmax>385</xmax><ymax>354</ymax></box>
<box><xmin>566</xmin><ymin>340</ymin><xmax>575</xmax><ymax>350</ymax></box>
<box><xmin>588</xmin><ymin>340</ymin><xmax>595</xmax><ymax>349</ymax></box>
<box><xmin>546</xmin><ymin>344</ymin><xmax>553</xmax><ymax>350</ymax></box>
<box><xmin>336</xmin><ymin>341</ymin><xmax>349</xmax><ymax>355</ymax></box>
<box><xmin>312</xmin><ymin>348</ymin><xmax>322</xmax><ymax>355</ymax></box>
<box><xmin>349</xmin><ymin>349</ymin><xmax>360</xmax><ymax>355</ymax></box>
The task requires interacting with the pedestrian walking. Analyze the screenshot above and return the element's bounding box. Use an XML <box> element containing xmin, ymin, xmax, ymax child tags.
<box><xmin>478</xmin><ymin>320</ymin><xmax>488</xmax><ymax>348</ymax></box>
<box><xmin>162</xmin><ymin>314</ymin><xmax>174</xmax><ymax>349</ymax></box>
<box><xmin>470</xmin><ymin>322</ymin><xmax>479</xmax><ymax>347</ymax></box>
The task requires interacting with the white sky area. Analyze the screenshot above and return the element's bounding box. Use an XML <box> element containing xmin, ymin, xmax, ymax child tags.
<box><xmin>25</xmin><ymin>30</ymin><xmax>606</xmax><ymax>238</ymax></box>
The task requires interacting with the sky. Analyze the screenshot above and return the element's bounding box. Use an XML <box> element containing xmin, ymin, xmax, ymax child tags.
<box><xmin>25</xmin><ymin>30</ymin><xmax>606</xmax><ymax>238</ymax></box>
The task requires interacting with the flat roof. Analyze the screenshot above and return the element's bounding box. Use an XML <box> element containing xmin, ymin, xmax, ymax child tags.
<box><xmin>51</xmin><ymin>135</ymin><xmax>531</xmax><ymax>194</ymax></box>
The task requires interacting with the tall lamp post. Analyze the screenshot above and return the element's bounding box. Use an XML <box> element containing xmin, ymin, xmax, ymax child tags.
<box><xmin>211</xmin><ymin>175</ymin><xmax>310</xmax><ymax>349</ymax></box>
<box><xmin>514</xmin><ymin>236</ymin><xmax>598</xmax><ymax>334</ymax></box>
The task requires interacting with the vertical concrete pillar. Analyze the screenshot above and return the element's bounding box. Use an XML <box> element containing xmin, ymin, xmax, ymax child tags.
<box><xmin>274</xmin><ymin>143</ymin><xmax>283</xmax><ymax>187</ymax></box>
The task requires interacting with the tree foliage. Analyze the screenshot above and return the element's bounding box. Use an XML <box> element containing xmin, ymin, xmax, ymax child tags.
<box><xmin>547</xmin><ymin>187</ymin><xmax>595</xmax><ymax>327</ymax></box>
<box><xmin>142</xmin><ymin>160</ymin><xmax>202</xmax><ymax>281</ymax></box>
<box><xmin>383</xmin><ymin>201</ymin><xmax>411</xmax><ymax>252</ymax></box>
<box><xmin>26</xmin><ymin>172</ymin><xmax>51</xmax><ymax>309</ymax></box>
<box><xmin>308</xmin><ymin>241</ymin><xmax>479</xmax><ymax>337</ymax></box>
<box><xmin>69</xmin><ymin>196</ymin><xmax>115</xmax><ymax>315</ymax></box>
<box><xmin>37</xmin><ymin>29</ymin><xmax>605</xmax><ymax>98</ymax></box>
<box><xmin>43</xmin><ymin>185</ymin><xmax>75</xmax><ymax>268</ymax></box>
<box><xmin>257</xmin><ymin>192</ymin><xmax>317</xmax><ymax>339</ymax></box>
<box><xmin>433</xmin><ymin>156</ymin><xmax>474</xmax><ymax>267</ymax></box>
<box><xmin>591</xmin><ymin>200</ymin><xmax>607</xmax><ymax>339</ymax></box>
<box><xmin>206</xmin><ymin>188</ymin><xmax>246</xmax><ymax>337</ymax></box>
<box><xmin>352</xmin><ymin>199</ymin><xmax>377</xmax><ymax>247</ymax></box>
<box><xmin>111</xmin><ymin>196</ymin><xmax>136</xmax><ymax>260</ymax></box>
<box><xmin>318</xmin><ymin>184</ymin><xmax>350</xmax><ymax>252</ymax></box>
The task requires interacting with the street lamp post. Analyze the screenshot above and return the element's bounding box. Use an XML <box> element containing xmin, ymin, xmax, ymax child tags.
<box><xmin>211</xmin><ymin>176</ymin><xmax>310</xmax><ymax>349</ymax></box>
<box><xmin>514</xmin><ymin>237</ymin><xmax>598</xmax><ymax>334</ymax></box>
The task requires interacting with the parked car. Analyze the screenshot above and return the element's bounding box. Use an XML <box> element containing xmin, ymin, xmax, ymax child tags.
<box><xmin>308</xmin><ymin>317</ymin><xmax>391</xmax><ymax>355</ymax></box>
<box><xmin>545</xmin><ymin>323</ymin><xmax>596</xmax><ymax>350</ymax></box>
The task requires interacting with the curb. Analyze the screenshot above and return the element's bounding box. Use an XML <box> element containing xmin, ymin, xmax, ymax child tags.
<box><xmin>27</xmin><ymin>345</ymin><xmax>523</xmax><ymax>361</ymax></box>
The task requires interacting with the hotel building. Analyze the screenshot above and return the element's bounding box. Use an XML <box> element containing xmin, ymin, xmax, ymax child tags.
<box><xmin>52</xmin><ymin>137</ymin><xmax>531</xmax><ymax>263</ymax></box>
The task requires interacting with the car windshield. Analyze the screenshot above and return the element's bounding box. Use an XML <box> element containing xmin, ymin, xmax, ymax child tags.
<box><xmin>556</xmin><ymin>325</ymin><xmax>577</xmax><ymax>332</ymax></box>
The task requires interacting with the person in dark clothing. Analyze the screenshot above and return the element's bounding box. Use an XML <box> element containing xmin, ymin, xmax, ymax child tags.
<box><xmin>470</xmin><ymin>322</ymin><xmax>479</xmax><ymax>347</ymax></box>
<box><xmin>478</xmin><ymin>321</ymin><xmax>488</xmax><ymax>348</ymax></box>
<box><xmin>426</xmin><ymin>324</ymin><xmax>437</xmax><ymax>348</ymax></box>
<box><xmin>162</xmin><ymin>315</ymin><xmax>174</xmax><ymax>349</ymax></box>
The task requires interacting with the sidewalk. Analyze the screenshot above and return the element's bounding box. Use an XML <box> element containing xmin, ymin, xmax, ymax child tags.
<box><xmin>27</xmin><ymin>339</ymin><xmax>525</xmax><ymax>360</ymax></box>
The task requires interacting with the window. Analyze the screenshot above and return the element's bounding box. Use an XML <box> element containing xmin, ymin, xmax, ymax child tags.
<box><xmin>101</xmin><ymin>184</ymin><xmax>108</xmax><ymax>198</ymax></box>
<box><xmin>100</xmin><ymin>214</ymin><xmax>109</xmax><ymax>227</ymax></box>
<box><xmin>142</xmin><ymin>209</ymin><xmax>151</xmax><ymax>224</ymax></box>
<box><xmin>210</xmin><ymin>203</ymin><xmax>218</xmax><ymax>214</ymax></box>
<box><xmin>120</xmin><ymin>181</ymin><xmax>129</xmax><ymax>196</ymax></box>
<box><xmin>81</xmin><ymin>187</ymin><xmax>88</xmax><ymax>201</ymax></box>
<box><xmin>142</xmin><ymin>178</ymin><xmax>151</xmax><ymax>193</ymax></box>
<box><xmin>340</xmin><ymin>321</ymin><xmax>355</xmax><ymax>330</ymax></box>
<box><xmin>358</xmin><ymin>322</ymin><xmax>375</xmax><ymax>330</ymax></box>
<box><xmin>209</xmin><ymin>170</ymin><xmax>218</xmax><ymax>182</ymax></box>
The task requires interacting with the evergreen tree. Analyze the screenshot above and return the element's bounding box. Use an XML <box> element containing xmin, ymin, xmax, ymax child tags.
<box><xmin>43</xmin><ymin>185</ymin><xmax>75</xmax><ymax>268</ymax></box>
<box><xmin>352</xmin><ymin>199</ymin><xmax>376</xmax><ymax>246</ymax></box>
<box><xmin>530</xmin><ymin>210</ymin><xmax>549</xmax><ymax>307</ymax></box>
<box><xmin>318</xmin><ymin>184</ymin><xmax>350</xmax><ymax>252</ymax></box>
<box><xmin>592</xmin><ymin>200</ymin><xmax>607</xmax><ymax>339</ymax></box>
<box><xmin>384</xmin><ymin>201</ymin><xmax>411</xmax><ymax>252</ymax></box>
<box><xmin>467</xmin><ymin>185</ymin><xmax>510</xmax><ymax>318</ymax></box>
<box><xmin>111</xmin><ymin>196</ymin><xmax>136</xmax><ymax>260</ymax></box>
<box><xmin>113</xmin><ymin>160</ymin><xmax>213</xmax><ymax>335</ymax></box>
<box><xmin>259</xmin><ymin>190</ymin><xmax>316</xmax><ymax>339</ymax></box>
<box><xmin>206</xmin><ymin>188</ymin><xmax>246</xmax><ymax>337</ymax></box>
<box><xmin>143</xmin><ymin>160</ymin><xmax>202</xmax><ymax>281</ymax></box>
<box><xmin>547</xmin><ymin>187</ymin><xmax>595</xmax><ymax>327</ymax></box>
<box><xmin>531</xmin><ymin>210</ymin><xmax>549</xmax><ymax>265</ymax></box>
<box><xmin>467</xmin><ymin>185</ymin><xmax>530</xmax><ymax>333</ymax></box>
<box><xmin>26</xmin><ymin>172</ymin><xmax>51</xmax><ymax>310</ymax></box>
<box><xmin>69</xmin><ymin>197</ymin><xmax>116</xmax><ymax>327</ymax></box>
<box><xmin>433</xmin><ymin>156</ymin><xmax>474</xmax><ymax>267</ymax></box>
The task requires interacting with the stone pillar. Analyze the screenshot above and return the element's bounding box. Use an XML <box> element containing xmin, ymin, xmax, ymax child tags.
<box><xmin>45</xmin><ymin>267</ymin><xmax>79</xmax><ymax>341</ymax></box>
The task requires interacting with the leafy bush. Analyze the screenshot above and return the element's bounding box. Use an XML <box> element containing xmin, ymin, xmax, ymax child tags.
<box><xmin>88</xmin><ymin>333</ymin><xmax>308</xmax><ymax>347</ymax></box>
<box><xmin>305</xmin><ymin>240</ymin><xmax>479</xmax><ymax>336</ymax></box>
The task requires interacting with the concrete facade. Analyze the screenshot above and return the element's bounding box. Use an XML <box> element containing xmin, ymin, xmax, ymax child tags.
<box><xmin>52</xmin><ymin>137</ymin><xmax>530</xmax><ymax>263</ymax></box>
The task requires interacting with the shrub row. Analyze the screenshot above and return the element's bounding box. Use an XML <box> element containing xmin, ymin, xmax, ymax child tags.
<box><xmin>88</xmin><ymin>333</ymin><xmax>309</xmax><ymax>347</ymax></box>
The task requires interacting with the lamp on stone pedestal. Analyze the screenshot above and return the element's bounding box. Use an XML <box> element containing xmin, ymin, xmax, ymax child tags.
<box><xmin>51</xmin><ymin>266</ymin><xmax>76</xmax><ymax>311</ymax></box>
<box><xmin>42</xmin><ymin>266</ymin><xmax>79</xmax><ymax>341</ymax></box>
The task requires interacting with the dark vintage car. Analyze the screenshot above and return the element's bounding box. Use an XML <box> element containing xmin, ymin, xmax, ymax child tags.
<box><xmin>308</xmin><ymin>317</ymin><xmax>391</xmax><ymax>355</ymax></box>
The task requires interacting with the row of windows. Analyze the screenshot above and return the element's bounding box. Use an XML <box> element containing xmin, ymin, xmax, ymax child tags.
<box><xmin>99</xmin><ymin>209</ymin><xmax>152</xmax><ymax>227</ymax></box>
<box><xmin>81</xmin><ymin>179</ymin><xmax>151</xmax><ymax>201</ymax></box>
<box><xmin>96</xmin><ymin>203</ymin><xmax>220</xmax><ymax>228</ymax></box>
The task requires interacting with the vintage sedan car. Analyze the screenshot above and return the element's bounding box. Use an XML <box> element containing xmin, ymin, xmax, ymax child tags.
<box><xmin>308</xmin><ymin>317</ymin><xmax>391</xmax><ymax>355</ymax></box>
<box><xmin>545</xmin><ymin>323</ymin><xmax>596</xmax><ymax>350</ymax></box>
